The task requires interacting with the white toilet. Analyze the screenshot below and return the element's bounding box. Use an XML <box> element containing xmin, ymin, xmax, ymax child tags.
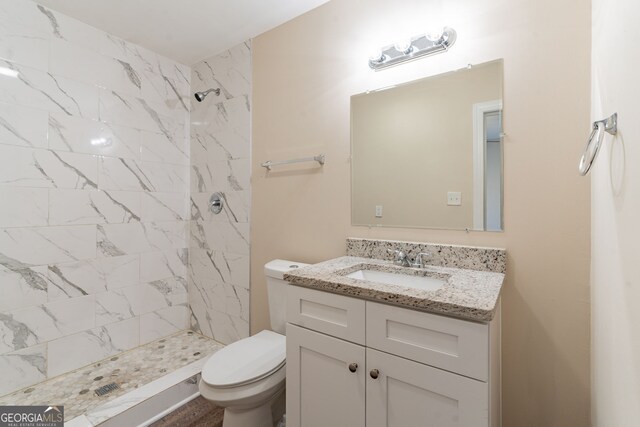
<box><xmin>199</xmin><ymin>259</ymin><xmax>307</xmax><ymax>427</ymax></box>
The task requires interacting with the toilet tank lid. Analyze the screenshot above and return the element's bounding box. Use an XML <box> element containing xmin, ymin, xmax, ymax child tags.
<box><xmin>264</xmin><ymin>259</ymin><xmax>309</xmax><ymax>280</ymax></box>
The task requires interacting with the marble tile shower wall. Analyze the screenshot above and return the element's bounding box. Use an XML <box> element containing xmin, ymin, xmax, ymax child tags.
<box><xmin>189</xmin><ymin>42</ymin><xmax>251</xmax><ymax>345</ymax></box>
<box><xmin>0</xmin><ymin>0</ymin><xmax>191</xmax><ymax>395</ymax></box>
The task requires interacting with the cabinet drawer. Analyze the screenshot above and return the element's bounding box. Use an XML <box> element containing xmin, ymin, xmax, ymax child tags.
<box><xmin>287</xmin><ymin>286</ymin><xmax>366</xmax><ymax>345</ymax></box>
<box><xmin>366</xmin><ymin>302</ymin><xmax>489</xmax><ymax>381</ymax></box>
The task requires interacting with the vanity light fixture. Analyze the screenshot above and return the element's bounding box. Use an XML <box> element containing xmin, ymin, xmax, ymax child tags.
<box><xmin>368</xmin><ymin>27</ymin><xmax>457</xmax><ymax>71</ymax></box>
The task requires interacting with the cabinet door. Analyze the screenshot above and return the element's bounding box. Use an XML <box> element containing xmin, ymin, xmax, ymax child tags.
<box><xmin>286</xmin><ymin>323</ymin><xmax>366</xmax><ymax>427</ymax></box>
<box><xmin>366</xmin><ymin>348</ymin><xmax>488</xmax><ymax>427</ymax></box>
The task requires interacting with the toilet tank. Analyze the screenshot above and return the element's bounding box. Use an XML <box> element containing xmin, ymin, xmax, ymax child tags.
<box><xmin>264</xmin><ymin>259</ymin><xmax>308</xmax><ymax>335</ymax></box>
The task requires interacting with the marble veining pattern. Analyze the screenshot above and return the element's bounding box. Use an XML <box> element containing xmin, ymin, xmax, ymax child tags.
<box><xmin>189</xmin><ymin>42</ymin><xmax>251</xmax><ymax>344</ymax></box>
<box><xmin>0</xmin><ymin>0</ymin><xmax>190</xmax><ymax>396</ymax></box>
<box><xmin>0</xmin><ymin>331</ymin><xmax>222</xmax><ymax>421</ymax></box>
<box><xmin>346</xmin><ymin>238</ymin><xmax>506</xmax><ymax>273</ymax></box>
<box><xmin>284</xmin><ymin>256</ymin><xmax>505</xmax><ymax>322</ymax></box>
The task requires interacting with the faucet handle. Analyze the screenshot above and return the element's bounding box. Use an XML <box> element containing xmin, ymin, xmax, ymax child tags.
<box><xmin>411</xmin><ymin>252</ymin><xmax>431</xmax><ymax>268</ymax></box>
<box><xmin>387</xmin><ymin>248</ymin><xmax>409</xmax><ymax>266</ymax></box>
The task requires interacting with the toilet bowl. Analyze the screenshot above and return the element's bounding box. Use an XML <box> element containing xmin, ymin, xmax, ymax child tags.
<box><xmin>199</xmin><ymin>259</ymin><xmax>307</xmax><ymax>427</ymax></box>
<box><xmin>200</xmin><ymin>330</ymin><xmax>286</xmax><ymax>427</ymax></box>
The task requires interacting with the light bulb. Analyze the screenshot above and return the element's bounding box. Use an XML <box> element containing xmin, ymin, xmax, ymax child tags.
<box><xmin>368</xmin><ymin>49</ymin><xmax>384</xmax><ymax>63</ymax></box>
<box><xmin>394</xmin><ymin>39</ymin><xmax>413</xmax><ymax>54</ymax></box>
<box><xmin>425</xmin><ymin>28</ymin><xmax>445</xmax><ymax>43</ymax></box>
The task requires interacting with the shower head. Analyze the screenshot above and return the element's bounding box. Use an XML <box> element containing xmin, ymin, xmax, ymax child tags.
<box><xmin>194</xmin><ymin>88</ymin><xmax>221</xmax><ymax>102</ymax></box>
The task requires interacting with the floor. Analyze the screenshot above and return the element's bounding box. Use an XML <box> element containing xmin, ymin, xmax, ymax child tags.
<box><xmin>0</xmin><ymin>330</ymin><xmax>222</xmax><ymax>422</ymax></box>
<box><xmin>150</xmin><ymin>396</ymin><xmax>225</xmax><ymax>427</ymax></box>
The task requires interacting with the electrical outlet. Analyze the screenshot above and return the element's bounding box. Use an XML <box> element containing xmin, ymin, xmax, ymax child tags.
<box><xmin>375</xmin><ymin>205</ymin><xmax>383</xmax><ymax>218</ymax></box>
<box><xmin>447</xmin><ymin>192</ymin><xmax>462</xmax><ymax>206</ymax></box>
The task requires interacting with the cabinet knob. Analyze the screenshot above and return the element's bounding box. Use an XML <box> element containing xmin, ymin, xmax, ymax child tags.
<box><xmin>370</xmin><ymin>369</ymin><xmax>380</xmax><ymax>379</ymax></box>
<box><xmin>348</xmin><ymin>363</ymin><xmax>358</xmax><ymax>373</ymax></box>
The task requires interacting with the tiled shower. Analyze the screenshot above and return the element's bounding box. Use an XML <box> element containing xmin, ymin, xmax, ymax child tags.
<box><xmin>189</xmin><ymin>42</ymin><xmax>252</xmax><ymax>345</ymax></box>
<box><xmin>0</xmin><ymin>0</ymin><xmax>251</xmax><ymax>397</ymax></box>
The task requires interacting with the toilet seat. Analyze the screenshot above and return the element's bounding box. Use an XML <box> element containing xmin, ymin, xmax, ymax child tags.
<box><xmin>202</xmin><ymin>330</ymin><xmax>286</xmax><ymax>389</ymax></box>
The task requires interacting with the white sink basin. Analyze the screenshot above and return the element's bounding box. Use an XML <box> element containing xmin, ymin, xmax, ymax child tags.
<box><xmin>346</xmin><ymin>269</ymin><xmax>446</xmax><ymax>291</ymax></box>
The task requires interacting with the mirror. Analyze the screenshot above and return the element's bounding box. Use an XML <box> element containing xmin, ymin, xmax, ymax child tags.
<box><xmin>351</xmin><ymin>60</ymin><xmax>503</xmax><ymax>231</ymax></box>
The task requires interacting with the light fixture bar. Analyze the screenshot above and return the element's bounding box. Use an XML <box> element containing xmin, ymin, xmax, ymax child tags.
<box><xmin>369</xmin><ymin>27</ymin><xmax>457</xmax><ymax>71</ymax></box>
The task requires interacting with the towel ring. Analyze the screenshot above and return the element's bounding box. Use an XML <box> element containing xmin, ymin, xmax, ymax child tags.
<box><xmin>578</xmin><ymin>113</ymin><xmax>617</xmax><ymax>176</ymax></box>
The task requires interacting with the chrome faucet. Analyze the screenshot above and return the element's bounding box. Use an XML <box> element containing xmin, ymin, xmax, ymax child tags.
<box><xmin>411</xmin><ymin>252</ymin><xmax>431</xmax><ymax>268</ymax></box>
<box><xmin>387</xmin><ymin>249</ymin><xmax>412</xmax><ymax>267</ymax></box>
<box><xmin>387</xmin><ymin>249</ymin><xmax>431</xmax><ymax>268</ymax></box>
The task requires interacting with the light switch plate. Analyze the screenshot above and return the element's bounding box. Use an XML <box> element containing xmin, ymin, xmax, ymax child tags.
<box><xmin>375</xmin><ymin>205</ymin><xmax>383</xmax><ymax>218</ymax></box>
<box><xmin>447</xmin><ymin>192</ymin><xmax>462</xmax><ymax>206</ymax></box>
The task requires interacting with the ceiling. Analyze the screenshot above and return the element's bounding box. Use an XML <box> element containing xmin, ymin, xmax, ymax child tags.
<box><xmin>35</xmin><ymin>0</ymin><xmax>330</xmax><ymax>65</ymax></box>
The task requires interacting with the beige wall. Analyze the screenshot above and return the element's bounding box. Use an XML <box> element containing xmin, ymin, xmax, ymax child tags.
<box><xmin>591</xmin><ymin>0</ymin><xmax>640</xmax><ymax>423</ymax></box>
<box><xmin>251</xmin><ymin>0</ymin><xmax>590</xmax><ymax>425</ymax></box>
<box><xmin>352</xmin><ymin>61</ymin><xmax>501</xmax><ymax>229</ymax></box>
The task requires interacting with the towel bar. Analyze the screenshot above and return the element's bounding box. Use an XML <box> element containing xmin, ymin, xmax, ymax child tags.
<box><xmin>261</xmin><ymin>155</ymin><xmax>325</xmax><ymax>171</ymax></box>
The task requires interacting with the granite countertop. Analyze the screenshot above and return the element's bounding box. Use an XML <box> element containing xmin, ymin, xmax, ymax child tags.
<box><xmin>284</xmin><ymin>256</ymin><xmax>505</xmax><ymax>322</ymax></box>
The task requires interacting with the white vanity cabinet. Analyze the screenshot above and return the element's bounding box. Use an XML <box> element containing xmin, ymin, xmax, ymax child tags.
<box><xmin>286</xmin><ymin>324</ymin><xmax>366</xmax><ymax>427</ymax></box>
<box><xmin>286</xmin><ymin>286</ymin><xmax>501</xmax><ymax>427</ymax></box>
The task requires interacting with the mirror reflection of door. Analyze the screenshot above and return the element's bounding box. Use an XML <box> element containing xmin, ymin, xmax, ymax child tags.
<box><xmin>484</xmin><ymin>111</ymin><xmax>502</xmax><ymax>231</ymax></box>
<box><xmin>472</xmin><ymin>99</ymin><xmax>503</xmax><ymax>231</ymax></box>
